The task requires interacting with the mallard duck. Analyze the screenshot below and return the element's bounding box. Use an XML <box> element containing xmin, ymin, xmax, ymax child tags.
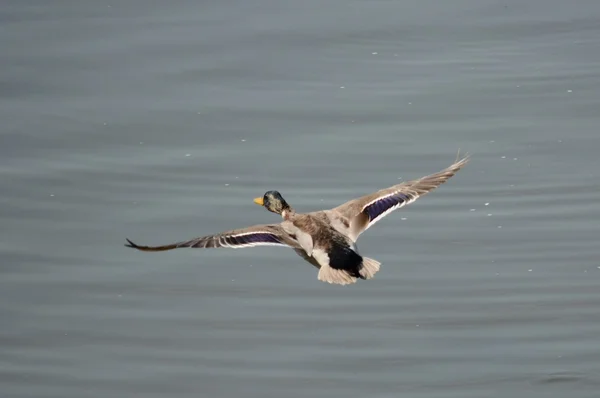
<box><xmin>125</xmin><ymin>155</ymin><xmax>469</xmax><ymax>285</ymax></box>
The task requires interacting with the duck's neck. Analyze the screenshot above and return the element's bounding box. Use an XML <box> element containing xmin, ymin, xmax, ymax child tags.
<box><xmin>281</xmin><ymin>207</ymin><xmax>295</xmax><ymax>221</ymax></box>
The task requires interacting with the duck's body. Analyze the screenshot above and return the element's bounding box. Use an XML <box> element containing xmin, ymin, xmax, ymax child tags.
<box><xmin>126</xmin><ymin>155</ymin><xmax>469</xmax><ymax>285</ymax></box>
<box><xmin>280</xmin><ymin>211</ymin><xmax>380</xmax><ymax>284</ymax></box>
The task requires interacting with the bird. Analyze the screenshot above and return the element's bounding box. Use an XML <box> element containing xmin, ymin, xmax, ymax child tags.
<box><xmin>125</xmin><ymin>155</ymin><xmax>469</xmax><ymax>285</ymax></box>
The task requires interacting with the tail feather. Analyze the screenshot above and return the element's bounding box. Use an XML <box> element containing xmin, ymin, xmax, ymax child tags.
<box><xmin>359</xmin><ymin>257</ymin><xmax>381</xmax><ymax>279</ymax></box>
<box><xmin>318</xmin><ymin>266</ymin><xmax>358</xmax><ymax>285</ymax></box>
<box><xmin>315</xmin><ymin>254</ymin><xmax>381</xmax><ymax>286</ymax></box>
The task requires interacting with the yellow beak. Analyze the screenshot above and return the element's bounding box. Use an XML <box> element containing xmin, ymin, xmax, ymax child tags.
<box><xmin>253</xmin><ymin>197</ymin><xmax>264</xmax><ymax>206</ymax></box>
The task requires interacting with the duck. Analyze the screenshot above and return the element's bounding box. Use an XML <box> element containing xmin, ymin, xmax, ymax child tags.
<box><xmin>125</xmin><ymin>155</ymin><xmax>469</xmax><ymax>285</ymax></box>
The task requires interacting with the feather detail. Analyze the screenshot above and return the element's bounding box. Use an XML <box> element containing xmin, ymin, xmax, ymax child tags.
<box><xmin>125</xmin><ymin>224</ymin><xmax>295</xmax><ymax>252</ymax></box>
<box><xmin>331</xmin><ymin>155</ymin><xmax>469</xmax><ymax>239</ymax></box>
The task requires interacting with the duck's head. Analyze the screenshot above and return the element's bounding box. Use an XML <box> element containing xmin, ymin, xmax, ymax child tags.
<box><xmin>253</xmin><ymin>190</ymin><xmax>292</xmax><ymax>215</ymax></box>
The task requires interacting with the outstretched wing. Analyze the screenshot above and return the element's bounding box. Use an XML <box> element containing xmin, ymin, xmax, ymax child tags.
<box><xmin>331</xmin><ymin>155</ymin><xmax>469</xmax><ymax>240</ymax></box>
<box><xmin>125</xmin><ymin>224</ymin><xmax>298</xmax><ymax>252</ymax></box>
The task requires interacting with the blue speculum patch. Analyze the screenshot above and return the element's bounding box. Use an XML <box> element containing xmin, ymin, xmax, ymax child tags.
<box><xmin>228</xmin><ymin>233</ymin><xmax>281</xmax><ymax>245</ymax></box>
<box><xmin>364</xmin><ymin>193</ymin><xmax>409</xmax><ymax>221</ymax></box>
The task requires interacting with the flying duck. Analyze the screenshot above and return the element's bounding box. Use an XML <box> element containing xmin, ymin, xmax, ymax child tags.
<box><xmin>125</xmin><ymin>155</ymin><xmax>469</xmax><ymax>285</ymax></box>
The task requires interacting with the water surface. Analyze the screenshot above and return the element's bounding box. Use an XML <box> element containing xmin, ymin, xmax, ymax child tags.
<box><xmin>2</xmin><ymin>1</ymin><xmax>600</xmax><ymax>397</ymax></box>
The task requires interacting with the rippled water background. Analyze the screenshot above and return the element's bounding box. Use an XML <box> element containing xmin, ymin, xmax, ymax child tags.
<box><xmin>2</xmin><ymin>1</ymin><xmax>600</xmax><ymax>397</ymax></box>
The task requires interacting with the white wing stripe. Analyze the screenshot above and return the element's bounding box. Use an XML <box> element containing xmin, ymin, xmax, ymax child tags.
<box><xmin>224</xmin><ymin>231</ymin><xmax>289</xmax><ymax>248</ymax></box>
<box><xmin>361</xmin><ymin>191</ymin><xmax>400</xmax><ymax>210</ymax></box>
<box><xmin>362</xmin><ymin>190</ymin><xmax>419</xmax><ymax>231</ymax></box>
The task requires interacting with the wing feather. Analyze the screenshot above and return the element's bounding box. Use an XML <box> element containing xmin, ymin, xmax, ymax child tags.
<box><xmin>332</xmin><ymin>155</ymin><xmax>469</xmax><ymax>239</ymax></box>
<box><xmin>125</xmin><ymin>224</ymin><xmax>297</xmax><ymax>252</ymax></box>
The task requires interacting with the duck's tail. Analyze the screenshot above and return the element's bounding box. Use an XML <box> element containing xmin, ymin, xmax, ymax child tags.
<box><xmin>359</xmin><ymin>257</ymin><xmax>381</xmax><ymax>279</ymax></box>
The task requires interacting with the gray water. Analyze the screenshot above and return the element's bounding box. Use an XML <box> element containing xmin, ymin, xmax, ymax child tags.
<box><xmin>2</xmin><ymin>1</ymin><xmax>600</xmax><ymax>397</ymax></box>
